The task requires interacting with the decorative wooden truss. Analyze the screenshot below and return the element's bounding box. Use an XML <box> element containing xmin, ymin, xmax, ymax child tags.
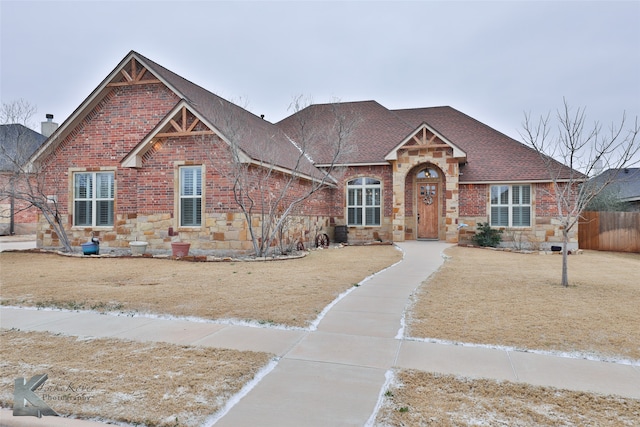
<box><xmin>385</xmin><ymin>124</ymin><xmax>466</xmax><ymax>161</ymax></box>
<box><xmin>408</xmin><ymin>127</ymin><xmax>450</xmax><ymax>149</ymax></box>
<box><xmin>156</xmin><ymin>106</ymin><xmax>214</xmax><ymax>138</ymax></box>
<box><xmin>107</xmin><ymin>58</ymin><xmax>161</xmax><ymax>87</ymax></box>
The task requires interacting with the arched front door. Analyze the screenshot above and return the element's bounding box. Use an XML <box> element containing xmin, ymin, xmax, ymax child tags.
<box><xmin>416</xmin><ymin>167</ymin><xmax>440</xmax><ymax>239</ymax></box>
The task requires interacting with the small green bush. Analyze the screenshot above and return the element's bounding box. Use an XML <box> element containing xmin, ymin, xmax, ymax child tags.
<box><xmin>472</xmin><ymin>222</ymin><xmax>503</xmax><ymax>247</ymax></box>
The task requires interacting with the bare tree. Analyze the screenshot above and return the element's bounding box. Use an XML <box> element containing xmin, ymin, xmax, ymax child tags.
<box><xmin>0</xmin><ymin>100</ymin><xmax>72</xmax><ymax>251</ymax></box>
<box><xmin>0</xmin><ymin>99</ymin><xmax>37</xmax><ymax>127</ymax></box>
<box><xmin>520</xmin><ymin>99</ymin><xmax>639</xmax><ymax>287</ymax></box>
<box><xmin>204</xmin><ymin>96</ymin><xmax>356</xmax><ymax>257</ymax></box>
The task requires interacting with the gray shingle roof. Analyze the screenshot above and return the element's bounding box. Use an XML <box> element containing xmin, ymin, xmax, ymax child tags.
<box><xmin>0</xmin><ymin>124</ymin><xmax>47</xmax><ymax>171</ymax></box>
<box><xmin>591</xmin><ymin>168</ymin><xmax>640</xmax><ymax>201</ymax></box>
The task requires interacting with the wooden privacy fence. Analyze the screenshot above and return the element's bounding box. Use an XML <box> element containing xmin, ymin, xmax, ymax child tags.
<box><xmin>578</xmin><ymin>211</ymin><xmax>640</xmax><ymax>253</ymax></box>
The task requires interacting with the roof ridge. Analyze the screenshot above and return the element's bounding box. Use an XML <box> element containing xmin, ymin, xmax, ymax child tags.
<box><xmin>133</xmin><ymin>51</ymin><xmax>264</xmax><ymax>121</ymax></box>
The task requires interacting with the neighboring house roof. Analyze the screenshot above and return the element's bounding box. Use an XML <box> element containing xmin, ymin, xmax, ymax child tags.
<box><xmin>591</xmin><ymin>168</ymin><xmax>640</xmax><ymax>202</ymax></box>
<box><xmin>0</xmin><ymin>124</ymin><xmax>47</xmax><ymax>172</ymax></box>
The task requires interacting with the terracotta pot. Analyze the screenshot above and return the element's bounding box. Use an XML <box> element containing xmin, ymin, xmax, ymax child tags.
<box><xmin>171</xmin><ymin>242</ymin><xmax>191</xmax><ymax>257</ymax></box>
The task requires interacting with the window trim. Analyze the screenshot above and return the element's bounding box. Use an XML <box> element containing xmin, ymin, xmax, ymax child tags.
<box><xmin>346</xmin><ymin>177</ymin><xmax>382</xmax><ymax>227</ymax></box>
<box><xmin>489</xmin><ymin>184</ymin><xmax>532</xmax><ymax>228</ymax></box>
<box><xmin>176</xmin><ymin>163</ymin><xmax>204</xmax><ymax>229</ymax></box>
<box><xmin>71</xmin><ymin>169</ymin><xmax>116</xmax><ymax>228</ymax></box>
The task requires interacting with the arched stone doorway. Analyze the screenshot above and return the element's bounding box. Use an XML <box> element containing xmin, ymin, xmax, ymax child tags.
<box><xmin>415</xmin><ymin>165</ymin><xmax>442</xmax><ymax>239</ymax></box>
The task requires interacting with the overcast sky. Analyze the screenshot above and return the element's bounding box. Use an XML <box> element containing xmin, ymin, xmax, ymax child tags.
<box><xmin>1</xmin><ymin>0</ymin><xmax>639</xmax><ymax>145</ymax></box>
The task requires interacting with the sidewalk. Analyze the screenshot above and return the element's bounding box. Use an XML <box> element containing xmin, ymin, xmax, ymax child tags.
<box><xmin>0</xmin><ymin>235</ymin><xmax>36</xmax><ymax>253</ymax></box>
<box><xmin>1</xmin><ymin>241</ymin><xmax>639</xmax><ymax>426</ymax></box>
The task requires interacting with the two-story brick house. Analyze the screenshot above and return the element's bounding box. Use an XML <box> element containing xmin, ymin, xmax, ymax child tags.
<box><xmin>30</xmin><ymin>51</ymin><xmax>579</xmax><ymax>253</ymax></box>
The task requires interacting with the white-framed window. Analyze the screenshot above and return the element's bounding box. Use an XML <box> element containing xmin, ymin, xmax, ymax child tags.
<box><xmin>73</xmin><ymin>171</ymin><xmax>114</xmax><ymax>227</ymax></box>
<box><xmin>490</xmin><ymin>184</ymin><xmax>531</xmax><ymax>227</ymax></box>
<box><xmin>179</xmin><ymin>166</ymin><xmax>202</xmax><ymax>227</ymax></box>
<box><xmin>347</xmin><ymin>177</ymin><xmax>381</xmax><ymax>226</ymax></box>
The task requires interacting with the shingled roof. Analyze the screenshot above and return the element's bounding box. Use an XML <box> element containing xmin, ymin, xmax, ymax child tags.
<box><xmin>31</xmin><ymin>51</ymin><xmax>325</xmax><ymax>182</ymax></box>
<box><xmin>279</xmin><ymin>101</ymin><xmax>578</xmax><ymax>183</ymax></box>
<box><xmin>135</xmin><ymin>53</ymin><xmax>325</xmax><ymax>181</ymax></box>
<box><xmin>0</xmin><ymin>124</ymin><xmax>47</xmax><ymax>172</ymax></box>
<box><xmin>392</xmin><ymin>107</ymin><xmax>578</xmax><ymax>183</ymax></box>
<box><xmin>590</xmin><ymin>168</ymin><xmax>640</xmax><ymax>202</ymax></box>
<box><xmin>276</xmin><ymin>101</ymin><xmax>414</xmax><ymax>165</ymax></box>
<box><xmin>32</xmin><ymin>50</ymin><xmax>578</xmax><ymax>185</ymax></box>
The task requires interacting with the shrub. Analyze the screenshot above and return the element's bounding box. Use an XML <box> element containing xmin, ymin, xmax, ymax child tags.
<box><xmin>472</xmin><ymin>222</ymin><xmax>503</xmax><ymax>247</ymax></box>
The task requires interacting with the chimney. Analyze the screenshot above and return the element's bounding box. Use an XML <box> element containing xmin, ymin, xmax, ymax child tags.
<box><xmin>41</xmin><ymin>114</ymin><xmax>59</xmax><ymax>138</ymax></box>
<box><xmin>593</xmin><ymin>159</ymin><xmax>604</xmax><ymax>176</ymax></box>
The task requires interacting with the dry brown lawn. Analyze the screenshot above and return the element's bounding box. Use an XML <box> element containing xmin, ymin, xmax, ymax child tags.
<box><xmin>0</xmin><ymin>329</ymin><xmax>271</xmax><ymax>426</ymax></box>
<box><xmin>377</xmin><ymin>246</ymin><xmax>640</xmax><ymax>426</ymax></box>
<box><xmin>376</xmin><ymin>370</ymin><xmax>640</xmax><ymax>427</ymax></box>
<box><xmin>0</xmin><ymin>245</ymin><xmax>402</xmax><ymax>328</ymax></box>
<box><xmin>407</xmin><ymin>246</ymin><xmax>640</xmax><ymax>361</ymax></box>
<box><xmin>3</xmin><ymin>244</ymin><xmax>639</xmax><ymax>426</ymax></box>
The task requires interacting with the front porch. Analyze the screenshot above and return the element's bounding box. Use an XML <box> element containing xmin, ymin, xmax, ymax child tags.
<box><xmin>386</xmin><ymin>125</ymin><xmax>466</xmax><ymax>244</ymax></box>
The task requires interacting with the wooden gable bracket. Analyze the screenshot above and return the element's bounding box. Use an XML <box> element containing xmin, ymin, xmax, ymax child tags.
<box><xmin>412</xmin><ymin>127</ymin><xmax>450</xmax><ymax>149</ymax></box>
<box><xmin>107</xmin><ymin>58</ymin><xmax>161</xmax><ymax>87</ymax></box>
<box><xmin>385</xmin><ymin>123</ymin><xmax>467</xmax><ymax>161</ymax></box>
<box><xmin>155</xmin><ymin>106</ymin><xmax>214</xmax><ymax>138</ymax></box>
<box><xmin>121</xmin><ymin>103</ymin><xmax>217</xmax><ymax>168</ymax></box>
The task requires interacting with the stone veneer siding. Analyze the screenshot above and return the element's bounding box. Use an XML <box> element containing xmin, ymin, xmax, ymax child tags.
<box><xmin>38</xmin><ymin>211</ymin><xmax>332</xmax><ymax>253</ymax></box>
<box><xmin>393</xmin><ymin>145</ymin><xmax>460</xmax><ymax>243</ymax></box>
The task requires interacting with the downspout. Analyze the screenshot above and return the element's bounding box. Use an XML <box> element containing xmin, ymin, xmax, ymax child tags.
<box><xmin>9</xmin><ymin>179</ymin><xmax>15</xmax><ymax>235</ymax></box>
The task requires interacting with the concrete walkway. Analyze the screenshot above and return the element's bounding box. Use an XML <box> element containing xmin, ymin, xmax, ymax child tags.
<box><xmin>0</xmin><ymin>235</ymin><xmax>36</xmax><ymax>253</ymax></box>
<box><xmin>1</xmin><ymin>241</ymin><xmax>639</xmax><ymax>426</ymax></box>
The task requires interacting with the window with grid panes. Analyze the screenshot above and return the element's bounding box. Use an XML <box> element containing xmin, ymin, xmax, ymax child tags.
<box><xmin>347</xmin><ymin>177</ymin><xmax>381</xmax><ymax>226</ymax></box>
<box><xmin>73</xmin><ymin>172</ymin><xmax>114</xmax><ymax>227</ymax></box>
<box><xmin>490</xmin><ymin>184</ymin><xmax>531</xmax><ymax>227</ymax></box>
<box><xmin>180</xmin><ymin>166</ymin><xmax>202</xmax><ymax>227</ymax></box>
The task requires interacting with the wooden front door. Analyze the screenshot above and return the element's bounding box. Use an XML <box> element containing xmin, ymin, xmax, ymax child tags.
<box><xmin>417</xmin><ymin>182</ymin><xmax>439</xmax><ymax>239</ymax></box>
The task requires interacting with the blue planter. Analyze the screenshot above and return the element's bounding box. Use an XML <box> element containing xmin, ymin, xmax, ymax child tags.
<box><xmin>81</xmin><ymin>242</ymin><xmax>99</xmax><ymax>255</ymax></box>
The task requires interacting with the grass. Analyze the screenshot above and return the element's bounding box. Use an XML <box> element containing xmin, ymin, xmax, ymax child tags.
<box><xmin>0</xmin><ymin>330</ymin><xmax>271</xmax><ymax>426</ymax></box>
<box><xmin>2</xmin><ymin>244</ymin><xmax>639</xmax><ymax>425</ymax></box>
<box><xmin>376</xmin><ymin>369</ymin><xmax>640</xmax><ymax>427</ymax></box>
<box><xmin>407</xmin><ymin>246</ymin><xmax>640</xmax><ymax>361</ymax></box>
<box><xmin>0</xmin><ymin>245</ymin><xmax>402</xmax><ymax>328</ymax></box>
<box><xmin>373</xmin><ymin>245</ymin><xmax>640</xmax><ymax>426</ymax></box>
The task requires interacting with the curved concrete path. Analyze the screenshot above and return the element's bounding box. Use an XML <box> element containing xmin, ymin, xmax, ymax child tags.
<box><xmin>1</xmin><ymin>241</ymin><xmax>639</xmax><ymax>426</ymax></box>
